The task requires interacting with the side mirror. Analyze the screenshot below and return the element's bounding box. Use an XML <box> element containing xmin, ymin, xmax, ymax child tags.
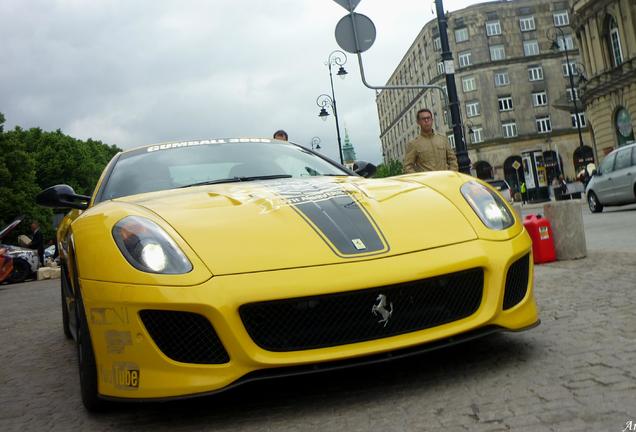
<box><xmin>353</xmin><ymin>161</ymin><xmax>377</xmax><ymax>178</ymax></box>
<box><xmin>36</xmin><ymin>185</ymin><xmax>91</xmax><ymax>210</ymax></box>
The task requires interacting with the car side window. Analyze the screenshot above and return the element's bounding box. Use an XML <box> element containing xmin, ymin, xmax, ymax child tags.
<box><xmin>615</xmin><ymin>148</ymin><xmax>632</xmax><ymax>171</ymax></box>
<box><xmin>599</xmin><ymin>153</ymin><xmax>616</xmax><ymax>174</ymax></box>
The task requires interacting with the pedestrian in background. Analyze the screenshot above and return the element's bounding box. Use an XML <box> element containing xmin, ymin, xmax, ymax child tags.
<box><xmin>273</xmin><ymin>130</ymin><xmax>288</xmax><ymax>141</ymax></box>
<box><xmin>29</xmin><ymin>220</ymin><xmax>44</xmax><ymax>266</ymax></box>
<box><xmin>404</xmin><ymin>108</ymin><xmax>458</xmax><ymax>173</ymax></box>
<box><xmin>520</xmin><ymin>181</ymin><xmax>527</xmax><ymax>204</ymax></box>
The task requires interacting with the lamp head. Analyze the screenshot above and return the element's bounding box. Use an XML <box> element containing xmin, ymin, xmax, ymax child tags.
<box><xmin>337</xmin><ymin>66</ymin><xmax>348</xmax><ymax>79</ymax></box>
<box><xmin>319</xmin><ymin>107</ymin><xmax>329</xmax><ymax>120</ymax></box>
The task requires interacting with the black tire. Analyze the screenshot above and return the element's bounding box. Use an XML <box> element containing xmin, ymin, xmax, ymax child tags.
<box><xmin>587</xmin><ymin>191</ymin><xmax>603</xmax><ymax>213</ymax></box>
<box><xmin>75</xmin><ymin>283</ymin><xmax>107</xmax><ymax>412</ymax></box>
<box><xmin>61</xmin><ymin>267</ymin><xmax>72</xmax><ymax>339</ymax></box>
<box><xmin>7</xmin><ymin>258</ymin><xmax>31</xmax><ymax>283</ymax></box>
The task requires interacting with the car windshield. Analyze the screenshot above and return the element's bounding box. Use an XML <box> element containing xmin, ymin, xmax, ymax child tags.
<box><xmin>98</xmin><ymin>139</ymin><xmax>349</xmax><ymax>201</ymax></box>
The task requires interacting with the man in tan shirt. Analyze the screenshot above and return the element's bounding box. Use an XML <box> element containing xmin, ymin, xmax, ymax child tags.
<box><xmin>404</xmin><ymin>108</ymin><xmax>458</xmax><ymax>173</ymax></box>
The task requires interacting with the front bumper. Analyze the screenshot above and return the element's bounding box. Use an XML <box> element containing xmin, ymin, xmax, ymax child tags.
<box><xmin>80</xmin><ymin>232</ymin><xmax>538</xmax><ymax>400</ymax></box>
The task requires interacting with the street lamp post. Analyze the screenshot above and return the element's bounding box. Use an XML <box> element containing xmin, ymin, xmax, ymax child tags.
<box><xmin>311</xmin><ymin>136</ymin><xmax>322</xmax><ymax>151</ymax></box>
<box><xmin>316</xmin><ymin>50</ymin><xmax>348</xmax><ymax>165</ymax></box>
<box><xmin>547</xmin><ymin>26</ymin><xmax>586</xmax><ymax>155</ymax></box>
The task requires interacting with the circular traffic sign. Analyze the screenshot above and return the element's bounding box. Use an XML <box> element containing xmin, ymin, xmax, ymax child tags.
<box><xmin>335</xmin><ymin>13</ymin><xmax>376</xmax><ymax>54</ymax></box>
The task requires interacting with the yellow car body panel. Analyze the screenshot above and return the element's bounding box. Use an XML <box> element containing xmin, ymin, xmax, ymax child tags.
<box><xmin>49</xmin><ymin>140</ymin><xmax>538</xmax><ymax>404</ymax></box>
<box><xmin>81</xmin><ymin>231</ymin><xmax>536</xmax><ymax>399</ymax></box>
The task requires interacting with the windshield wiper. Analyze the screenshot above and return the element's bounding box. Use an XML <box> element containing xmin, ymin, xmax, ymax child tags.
<box><xmin>179</xmin><ymin>174</ymin><xmax>292</xmax><ymax>188</ymax></box>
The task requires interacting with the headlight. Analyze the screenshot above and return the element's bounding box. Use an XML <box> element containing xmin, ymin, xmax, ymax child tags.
<box><xmin>112</xmin><ymin>216</ymin><xmax>192</xmax><ymax>274</ymax></box>
<box><xmin>461</xmin><ymin>181</ymin><xmax>515</xmax><ymax>230</ymax></box>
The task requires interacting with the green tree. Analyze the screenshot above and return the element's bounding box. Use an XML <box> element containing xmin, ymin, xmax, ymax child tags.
<box><xmin>0</xmin><ymin>112</ymin><xmax>121</xmax><ymax>242</ymax></box>
<box><xmin>374</xmin><ymin>159</ymin><xmax>404</xmax><ymax>178</ymax></box>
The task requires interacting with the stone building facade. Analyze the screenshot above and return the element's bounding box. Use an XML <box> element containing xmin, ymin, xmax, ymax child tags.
<box><xmin>572</xmin><ymin>0</ymin><xmax>636</xmax><ymax>161</ymax></box>
<box><xmin>376</xmin><ymin>0</ymin><xmax>594</xmax><ymax>188</ymax></box>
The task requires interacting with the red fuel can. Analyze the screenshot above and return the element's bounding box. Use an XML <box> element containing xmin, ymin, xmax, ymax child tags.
<box><xmin>523</xmin><ymin>214</ymin><xmax>556</xmax><ymax>264</ymax></box>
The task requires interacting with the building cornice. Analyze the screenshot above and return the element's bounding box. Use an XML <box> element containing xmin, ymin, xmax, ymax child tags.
<box><xmin>581</xmin><ymin>56</ymin><xmax>636</xmax><ymax>106</ymax></box>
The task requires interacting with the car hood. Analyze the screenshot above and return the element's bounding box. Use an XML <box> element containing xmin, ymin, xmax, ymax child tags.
<box><xmin>116</xmin><ymin>174</ymin><xmax>478</xmax><ymax>275</ymax></box>
<box><xmin>0</xmin><ymin>217</ymin><xmax>23</xmax><ymax>241</ymax></box>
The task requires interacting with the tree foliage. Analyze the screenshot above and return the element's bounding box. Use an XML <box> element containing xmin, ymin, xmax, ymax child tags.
<box><xmin>374</xmin><ymin>159</ymin><xmax>404</xmax><ymax>178</ymax></box>
<box><xmin>0</xmin><ymin>113</ymin><xmax>120</xmax><ymax>242</ymax></box>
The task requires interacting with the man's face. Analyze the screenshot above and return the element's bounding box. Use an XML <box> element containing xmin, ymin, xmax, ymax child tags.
<box><xmin>274</xmin><ymin>133</ymin><xmax>287</xmax><ymax>141</ymax></box>
<box><xmin>31</xmin><ymin>223</ymin><xmax>37</xmax><ymax>231</ymax></box>
<box><xmin>417</xmin><ymin>112</ymin><xmax>433</xmax><ymax>133</ymax></box>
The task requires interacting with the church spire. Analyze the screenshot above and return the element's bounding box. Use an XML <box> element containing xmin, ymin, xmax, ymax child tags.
<box><xmin>341</xmin><ymin>128</ymin><xmax>357</xmax><ymax>166</ymax></box>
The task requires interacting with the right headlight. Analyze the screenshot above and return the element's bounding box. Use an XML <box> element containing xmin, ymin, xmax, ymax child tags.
<box><xmin>461</xmin><ymin>181</ymin><xmax>515</xmax><ymax>230</ymax></box>
<box><xmin>112</xmin><ymin>216</ymin><xmax>192</xmax><ymax>274</ymax></box>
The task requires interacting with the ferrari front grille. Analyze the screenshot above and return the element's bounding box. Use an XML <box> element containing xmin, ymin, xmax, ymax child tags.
<box><xmin>139</xmin><ymin>310</ymin><xmax>229</xmax><ymax>364</ymax></box>
<box><xmin>503</xmin><ymin>254</ymin><xmax>530</xmax><ymax>310</ymax></box>
<box><xmin>240</xmin><ymin>268</ymin><xmax>483</xmax><ymax>352</ymax></box>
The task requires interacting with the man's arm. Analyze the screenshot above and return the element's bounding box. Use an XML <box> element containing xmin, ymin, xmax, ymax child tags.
<box><xmin>403</xmin><ymin>141</ymin><xmax>418</xmax><ymax>173</ymax></box>
<box><xmin>447</xmin><ymin>143</ymin><xmax>459</xmax><ymax>171</ymax></box>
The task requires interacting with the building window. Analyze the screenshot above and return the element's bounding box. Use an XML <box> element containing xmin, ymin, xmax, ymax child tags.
<box><xmin>523</xmin><ymin>40</ymin><xmax>540</xmax><ymax>56</ymax></box>
<box><xmin>466</xmin><ymin>101</ymin><xmax>481</xmax><ymax>117</ymax></box>
<box><xmin>486</xmin><ymin>20</ymin><xmax>501</xmax><ymax>36</ymax></box>
<box><xmin>519</xmin><ymin>16</ymin><xmax>535</xmax><ymax>32</ymax></box>
<box><xmin>532</xmin><ymin>91</ymin><xmax>548</xmax><ymax>107</ymax></box>
<box><xmin>608</xmin><ymin>15</ymin><xmax>624</xmax><ymax>67</ymax></box>
<box><xmin>433</xmin><ymin>37</ymin><xmax>441</xmax><ymax>51</ymax></box>
<box><xmin>557</xmin><ymin>35</ymin><xmax>574</xmax><ymax>51</ymax></box>
<box><xmin>458</xmin><ymin>51</ymin><xmax>472</xmax><ymax>68</ymax></box>
<box><xmin>471</xmin><ymin>127</ymin><xmax>483</xmax><ymax>144</ymax></box>
<box><xmin>553</xmin><ymin>11</ymin><xmax>569</xmax><ymax>27</ymax></box>
<box><xmin>462</xmin><ymin>76</ymin><xmax>477</xmax><ymax>92</ymax></box>
<box><xmin>562</xmin><ymin>61</ymin><xmax>578</xmax><ymax>76</ymax></box>
<box><xmin>498</xmin><ymin>96</ymin><xmax>513</xmax><ymax>111</ymax></box>
<box><xmin>571</xmin><ymin>112</ymin><xmax>587</xmax><ymax>128</ymax></box>
<box><xmin>502</xmin><ymin>122</ymin><xmax>518</xmax><ymax>138</ymax></box>
<box><xmin>447</xmin><ymin>134</ymin><xmax>456</xmax><ymax>149</ymax></box>
<box><xmin>528</xmin><ymin>65</ymin><xmax>544</xmax><ymax>81</ymax></box>
<box><xmin>437</xmin><ymin>61</ymin><xmax>445</xmax><ymax>75</ymax></box>
<box><xmin>494</xmin><ymin>70</ymin><xmax>510</xmax><ymax>86</ymax></box>
<box><xmin>536</xmin><ymin>116</ymin><xmax>552</xmax><ymax>133</ymax></box>
<box><xmin>455</xmin><ymin>27</ymin><xmax>469</xmax><ymax>43</ymax></box>
<box><xmin>490</xmin><ymin>45</ymin><xmax>506</xmax><ymax>61</ymax></box>
<box><xmin>566</xmin><ymin>87</ymin><xmax>580</xmax><ymax>101</ymax></box>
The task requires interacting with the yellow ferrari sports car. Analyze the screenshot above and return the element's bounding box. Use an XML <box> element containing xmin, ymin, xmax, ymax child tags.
<box><xmin>37</xmin><ymin>138</ymin><xmax>539</xmax><ymax>411</ymax></box>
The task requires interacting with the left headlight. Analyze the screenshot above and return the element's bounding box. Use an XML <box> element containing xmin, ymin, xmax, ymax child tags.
<box><xmin>112</xmin><ymin>216</ymin><xmax>192</xmax><ymax>274</ymax></box>
<box><xmin>461</xmin><ymin>181</ymin><xmax>515</xmax><ymax>230</ymax></box>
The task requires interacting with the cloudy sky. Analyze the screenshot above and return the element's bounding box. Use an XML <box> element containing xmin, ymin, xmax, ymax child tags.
<box><xmin>1</xmin><ymin>0</ymin><xmax>481</xmax><ymax>164</ymax></box>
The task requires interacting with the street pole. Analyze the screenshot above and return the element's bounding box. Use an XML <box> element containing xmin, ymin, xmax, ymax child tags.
<box><xmin>327</xmin><ymin>60</ymin><xmax>345</xmax><ymax>165</ymax></box>
<box><xmin>561</xmin><ymin>28</ymin><xmax>585</xmax><ymax>153</ymax></box>
<box><xmin>435</xmin><ymin>0</ymin><xmax>471</xmax><ymax>174</ymax></box>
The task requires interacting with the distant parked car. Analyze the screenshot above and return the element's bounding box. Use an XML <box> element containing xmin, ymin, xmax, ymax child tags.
<box><xmin>0</xmin><ymin>217</ymin><xmax>40</xmax><ymax>283</ymax></box>
<box><xmin>486</xmin><ymin>179</ymin><xmax>513</xmax><ymax>203</ymax></box>
<box><xmin>586</xmin><ymin>143</ymin><xmax>636</xmax><ymax>213</ymax></box>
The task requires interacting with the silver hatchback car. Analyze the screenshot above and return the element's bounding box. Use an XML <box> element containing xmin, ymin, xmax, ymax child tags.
<box><xmin>586</xmin><ymin>143</ymin><xmax>636</xmax><ymax>213</ymax></box>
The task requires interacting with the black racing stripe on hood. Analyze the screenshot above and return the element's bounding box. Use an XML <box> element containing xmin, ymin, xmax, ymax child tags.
<box><xmin>294</xmin><ymin>195</ymin><xmax>385</xmax><ymax>255</ymax></box>
<box><xmin>266</xmin><ymin>179</ymin><xmax>388</xmax><ymax>257</ymax></box>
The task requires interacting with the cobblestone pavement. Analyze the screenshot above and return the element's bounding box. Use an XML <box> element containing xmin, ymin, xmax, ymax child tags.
<box><xmin>1</xmin><ymin>250</ymin><xmax>635</xmax><ymax>432</ymax></box>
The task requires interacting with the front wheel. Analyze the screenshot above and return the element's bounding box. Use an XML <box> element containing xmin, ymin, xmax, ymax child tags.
<box><xmin>76</xmin><ymin>284</ymin><xmax>107</xmax><ymax>411</ymax></box>
<box><xmin>7</xmin><ymin>258</ymin><xmax>31</xmax><ymax>283</ymax></box>
<box><xmin>61</xmin><ymin>268</ymin><xmax>72</xmax><ymax>339</ymax></box>
<box><xmin>587</xmin><ymin>191</ymin><xmax>603</xmax><ymax>213</ymax></box>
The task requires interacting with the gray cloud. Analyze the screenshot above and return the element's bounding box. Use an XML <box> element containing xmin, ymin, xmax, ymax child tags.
<box><xmin>1</xmin><ymin>0</ymin><xmax>478</xmax><ymax>164</ymax></box>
